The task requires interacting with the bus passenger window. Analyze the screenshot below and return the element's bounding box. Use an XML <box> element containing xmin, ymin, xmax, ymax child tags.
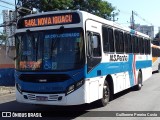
<box><xmin>127</xmin><ymin>34</ymin><xmax>132</xmax><ymax>53</ymax></box>
<box><xmin>119</xmin><ymin>31</ymin><xmax>124</xmax><ymax>53</ymax></box>
<box><xmin>102</xmin><ymin>26</ymin><xmax>114</xmax><ymax>53</ymax></box>
<box><xmin>108</xmin><ymin>28</ymin><xmax>114</xmax><ymax>52</ymax></box>
<box><xmin>124</xmin><ymin>33</ymin><xmax>128</xmax><ymax>53</ymax></box>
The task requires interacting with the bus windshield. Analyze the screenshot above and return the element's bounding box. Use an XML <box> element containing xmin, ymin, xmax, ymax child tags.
<box><xmin>16</xmin><ymin>28</ymin><xmax>85</xmax><ymax>71</ymax></box>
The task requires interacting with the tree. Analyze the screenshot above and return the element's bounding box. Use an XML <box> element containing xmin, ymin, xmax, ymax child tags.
<box><xmin>18</xmin><ymin>0</ymin><xmax>115</xmax><ymax>19</ymax></box>
<box><xmin>40</xmin><ymin>0</ymin><xmax>73</xmax><ymax>11</ymax></box>
<box><xmin>0</xmin><ymin>32</ymin><xmax>7</xmax><ymax>46</ymax></box>
<box><xmin>72</xmin><ymin>0</ymin><xmax>115</xmax><ymax>19</ymax></box>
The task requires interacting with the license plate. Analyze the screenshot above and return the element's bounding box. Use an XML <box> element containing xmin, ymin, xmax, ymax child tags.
<box><xmin>36</xmin><ymin>96</ymin><xmax>48</xmax><ymax>101</ymax></box>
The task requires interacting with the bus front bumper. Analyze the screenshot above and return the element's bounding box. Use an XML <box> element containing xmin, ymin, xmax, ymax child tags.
<box><xmin>15</xmin><ymin>85</ymin><xmax>86</xmax><ymax>106</ymax></box>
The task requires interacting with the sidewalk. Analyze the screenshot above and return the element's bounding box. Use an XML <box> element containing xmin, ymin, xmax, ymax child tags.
<box><xmin>0</xmin><ymin>86</ymin><xmax>15</xmax><ymax>96</ymax></box>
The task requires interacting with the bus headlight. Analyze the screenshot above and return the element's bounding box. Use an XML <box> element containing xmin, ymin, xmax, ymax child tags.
<box><xmin>76</xmin><ymin>79</ymin><xmax>84</xmax><ymax>88</ymax></box>
<box><xmin>67</xmin><ymin>85</ymin><xmax>75</xmax><ymax>95</ymax></box>
<box><xmin>66</xmin><ymin>79</ymin><xmax>84</xmax><ymax>95</ymax></box>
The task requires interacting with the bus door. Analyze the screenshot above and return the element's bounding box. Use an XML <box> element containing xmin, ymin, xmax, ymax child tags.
<box><xmin>85</xmin><ymin>20</ymin><xmax>102</xmax><ymax>102</ymax></box>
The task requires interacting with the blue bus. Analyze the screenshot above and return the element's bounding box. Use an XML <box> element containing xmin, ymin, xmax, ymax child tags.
<box><xmin>15</xmin><ymin>10</ymin><xmax>152</xmax><ymax>107</ymax></box>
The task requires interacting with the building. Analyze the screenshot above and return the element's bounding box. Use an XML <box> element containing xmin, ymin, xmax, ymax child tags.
<box><xmin>134</xmin><ymin>24</ymin><xmax>154</xmax><ymax>39</ymax></box>
<box><xmin>0</xmin><ymin>10</ymin><xmax>15</xmax><ymax>69</ymax></box>
<box><xmin>2</xmin><ymin>10</ymin><xmax>16</xmax><ymax>46</ymax></box>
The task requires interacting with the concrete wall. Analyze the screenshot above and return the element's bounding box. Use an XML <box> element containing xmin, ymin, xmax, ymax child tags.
<box><xmin>0</xmin><ymin>46</ymin><xmax>15</xmax><ymax>68</ymax></box>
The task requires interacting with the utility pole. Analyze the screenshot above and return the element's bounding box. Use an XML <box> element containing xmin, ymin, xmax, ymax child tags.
<box><xmin>131</xmin><ymin>10</ymin><xmax>135</xmax><ymax>30</ymax></box>
<box><xmin>111</xmin><ymin>12</ymin><xmax>118</xmax><ymax>22</ymax></box>
<box><xmin>112</xmin><ymin>12</ymin><xmax>115</xmax><ymax>22</ymax></box>
<box><xmin>15</xmin><ymin>0</ymin><xmax>17</xmax><ymax>20</ymax></box>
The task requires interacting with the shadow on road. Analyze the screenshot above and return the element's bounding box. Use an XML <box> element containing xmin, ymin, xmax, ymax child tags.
<box><xmin>0</xmin><ymin>100</ymin><xmax>102</xmax><ymax>119</ymax></box>
<box><xmin>152</xmin><ymin>70</ymin><xmax>159</xmax><ymax>74</ymax></box>
<box><xmin>112</xmin><ymin>87</ymin><xmax>132</xmax><ymax>101</ymax></box>
<box><xmin>0</xmin><ymin>87</ymin><xmax>138</xmax><ymax>119</ymax></box>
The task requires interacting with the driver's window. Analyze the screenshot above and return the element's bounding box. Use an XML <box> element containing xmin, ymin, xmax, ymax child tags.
<box><xmin>91</xmin><ymin>34</ymin><xmax>101</xmax><ymax>57</ymax></box>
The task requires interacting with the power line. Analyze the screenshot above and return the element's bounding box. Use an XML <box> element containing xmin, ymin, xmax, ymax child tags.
<box><xmin>117</xmin><ymin>8</ymin><xmax>155</xmax><ymax>27</ymax></box>
<box><xmin>133</xmin><ymin>11</ymin><xmax>153</xmax><ymax>26</ymax></box>
<box><xmin>0</xmin><ymin>0</ymin><xmax>15</xmax><ymax>6</ymax></box>
<box><xmin>117</xmin><ymin>9</ymin><xmax>130</xmax><ymax>15</ymax></box>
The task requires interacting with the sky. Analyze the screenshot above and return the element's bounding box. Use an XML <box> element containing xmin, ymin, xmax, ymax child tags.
<box><xmin>0</xmin><ymin>0</ymin><xmax>15</xmax><ymax>32</ymax></box>
<box><xmin>107</xmin><ymin>0</ymin><xmax>160</xmax><ymax>36</ymax></box>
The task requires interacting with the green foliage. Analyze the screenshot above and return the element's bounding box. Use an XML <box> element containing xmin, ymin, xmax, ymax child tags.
<box><xmin>0</xmin><ymin>32</ymin><xmax>7</xmax><ymax>40</ymax></box>
<box><xmin>72</xmin><ymin>0</ymin><xmax>115</xmax><ymax>19</ymax></box>
<box><xmin>19</xmin><ymin>0</ymin><xmax>115</xmax><ymax>19</ymax></box>
<box><xmin>40</xmin><ymin>0</ymin><xmax>73</xmax><ymax>11</ymax></box>
<box><xmin>0</xmin><ymin>32</ymin><xmax>7</xmax><ymax>45</ymax></box>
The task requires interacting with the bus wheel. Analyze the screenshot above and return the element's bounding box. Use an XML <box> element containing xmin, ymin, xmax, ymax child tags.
<box><xmin>134</xmin><ymin>71</ymin><xmax>142</xmax><ymax>90</ymax></box>
<box><xmin>97</xmin><ymin>80</ymin><xmax>110</xmax><ymax>107</ymax></box>
<box><xmin>158</xmin><ymin>64</ymin><xmax>160</xmax><ymax>73</ymax></box>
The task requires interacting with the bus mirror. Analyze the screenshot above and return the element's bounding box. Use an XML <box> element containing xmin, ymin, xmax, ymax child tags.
<box><xmin>91</xmin><ymin>36</ymin><xmax>98</xmax><ymax>48</ymax></box>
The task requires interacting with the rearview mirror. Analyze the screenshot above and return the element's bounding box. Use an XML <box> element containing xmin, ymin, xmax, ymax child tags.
<box><xmin>91</xmin><ymin>36</ymin><xmax>98</xmax><ymax>48</ymax></box>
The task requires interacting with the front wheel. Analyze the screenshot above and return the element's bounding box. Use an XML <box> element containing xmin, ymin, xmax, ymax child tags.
<box><xmin>97</xmin><ymin>80</ymin><xmax>110</xmax><ymax>107</ymax></box>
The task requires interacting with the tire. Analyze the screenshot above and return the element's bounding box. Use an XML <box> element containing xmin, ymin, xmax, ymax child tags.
<box><xmin>134</xmin><ymin>71</ymin><xmax>142</xmax><ymax>90</ymax></box>
<box><xmin>97</xmin><ymin>80</ymin><xmax>110</xmax><ymax>107</ymax></box>
<box><xmin>158</xmin><ymin>64</ymin><xmax>160</xmax><ymax>73</ymax></box>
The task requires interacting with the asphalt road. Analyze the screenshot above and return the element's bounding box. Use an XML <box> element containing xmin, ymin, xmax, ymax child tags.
<box><xmin>1</xmin><ymin>72</ymin><xmax>160</xmax><ymax>120</ymax></box>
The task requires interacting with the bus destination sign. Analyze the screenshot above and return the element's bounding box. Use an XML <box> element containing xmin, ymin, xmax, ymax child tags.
<box><xmin>18</xmin><ymin>12</ymin><xmax>80</xmax><ymax>28</ymax></box>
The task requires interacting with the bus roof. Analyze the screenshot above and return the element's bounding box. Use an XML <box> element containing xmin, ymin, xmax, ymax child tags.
<box><xmin>19</xmin><ymin>10</ymin><xmax>150</xmax><ymax>38</ymax></box>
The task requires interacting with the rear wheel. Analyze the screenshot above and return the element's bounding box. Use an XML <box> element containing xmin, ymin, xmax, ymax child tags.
<box><xmin>134</xmin><ymin>71</ymin><xmax>142</xmax><ymax>90</ymax></box>
<box><xmin>158</xmin><ymin>64</ymin><xmax>160</xmax><ymax>73</ymax></box>
<box><xmin>97</xmin><ymin>80</ymin><xmax>110</xmax><ymax>107</ymax></box>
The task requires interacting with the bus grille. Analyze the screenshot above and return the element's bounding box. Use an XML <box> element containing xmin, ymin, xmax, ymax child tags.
<box><xmin>19</xmin><ymin>74</ymin><xmax>70</xmax><ymax>83</ymax></box>
<box><xmin>27</xmin><ymin>94</ymin><xmax>60</xmax><ymax>101</ymax></box>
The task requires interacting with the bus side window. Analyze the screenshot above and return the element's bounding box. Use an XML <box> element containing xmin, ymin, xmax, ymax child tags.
<box><xmin>124</xmin><ymin>33</ymin><xmax>128</xmax><ymax>53</ymax></box>
<box><xmin>139</xmin><ymin>38</ymin><xmax>143</xmax><ymax>54</ymax></box>
<box><xmin>115</xmin><ymin>30</ymin><xmax>120</xmax><ymax>53</ymax></box>
<box><xmin>127</xmin><ymin>34</ymin><xmax>132</xmax><ymax>53</ymax></box>
<box><xmin>135</xmin><ymin>36</ymin><xmax>139</xmax><ymax>54</ymax></box>
<box><xmin>102</xmin><ymin>26</ymin><xmax>114</xmax><ymax>53</ymax></box>
<box><xmin>145</xmin><ymin>39</ymin><xmax>151</xmax><ymax>54</ymax></box>
<box><xmin>102</xmin><ymin>26</ymin><xmax>109</xmax><ymax>52</ymax></box>
<box><xmin>119</xmin><ymin>31</ymin><xmax>124</xmax><ymax>53</ymax></box>
<box><xmin>108</xmin><ymin>28</ymin><xmax>114</xmax><ymax>52</ymax></box>
<box><xmin>148</xmin><ymin>40</ymin><xmax>151</xmax><ymax>54</ymax></box>
<box><xmin>115</xmin><ymin>30</ymin><xmax>124</xmax><ymax>53</ymax></box>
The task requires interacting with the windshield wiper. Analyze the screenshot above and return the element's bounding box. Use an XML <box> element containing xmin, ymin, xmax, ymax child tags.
<box><xmin>50</xmin><ymin>26</ymin><xmax>64</xmax><ymax>60</ymax></box>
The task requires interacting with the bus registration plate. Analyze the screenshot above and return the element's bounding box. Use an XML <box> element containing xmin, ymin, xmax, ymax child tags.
<box><xmin>36</xmin><ymin>96</ymin><xmax>48</xmax><ymax>101</ymax></box>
